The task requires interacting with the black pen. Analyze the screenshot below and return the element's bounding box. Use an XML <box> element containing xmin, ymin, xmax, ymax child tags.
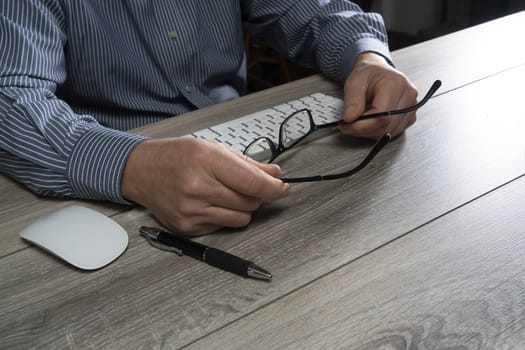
<box><xmin>139</xmin><ymin>226</ymin><xmax>272</xmax><ymax>281</ymax></box>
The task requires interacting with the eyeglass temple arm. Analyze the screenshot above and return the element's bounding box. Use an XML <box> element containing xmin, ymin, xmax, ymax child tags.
<box><xmin>357</xmin><ymin>79</ymin><xmax>441</xmax><ymax>121</ymax></box>
<box><xmin>280</xmin><ymin>133</ymin><xmax>391</xmax><ymax>183</ymax></box>
<box><xmin>320</xmin><ymin>79</ymin><xmax>441</xmax><ymax>128</ymax></box>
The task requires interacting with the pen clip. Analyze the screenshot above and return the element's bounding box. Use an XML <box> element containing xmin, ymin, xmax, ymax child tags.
<box><xmin>140</xmin><ymin>228</ymin><xmax>183</xmax><ymax>256</ymax></box>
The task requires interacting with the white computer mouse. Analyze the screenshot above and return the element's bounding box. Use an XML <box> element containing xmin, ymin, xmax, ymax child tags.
<box><xmin>20</xmin><ymin>205</ymin><xmax>128</xmax><ymax>270</ymax></box>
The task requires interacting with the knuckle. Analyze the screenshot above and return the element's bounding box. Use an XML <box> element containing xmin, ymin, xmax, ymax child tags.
<box><xmin>175</xmin><ymin>199</ymin><xmax>197</xmax><ymax>217</ymax></box>
<box><xmin>240</xmin><ymin>198</ymin><xmax>262</xmax><ymax>212</ymax></box>
<box><xmin>182</xmin><ymin>177</ymin><xmax>202</xmax><ymax>197</ymax></box>
<box><xmin>163</xmin><ymin>211</ymin><xmax>197</xmax><ymax>234</ymax></box>
<box><xmin>248</xmin><ymin>199</ymin><xmax>262</xmax><ymax>211</ymax></box>
<box><xmin>406</xmin><ymin>114</ymin><xmax>417</xmax><ymax>127</ymax></box>
<box><xmin>191</xmin><ymin>142</ymin><xmax>211</xmax><ymax>162</ymax></box>
<box><xmin>233</xmin><ymin>212</ymin><xmax>252</xmax><ymax>227</ymax></box>
<box><xmin>244</xmin><ymin>173</ymin><xmax>265</xmax><ymax>194</ymax></box>
<box><xmin>176</xmin><ymin>218</ymin><xmax>195</xmax><ymax>233</ymax></box>
<box><xmin>376</xmin><ymin>117</ymin><xmax>390</xmax><ymax>128</ymax></box>
<box><xmin>377</xmin><ymin>74</ymin><xmax>401</xmax><ymax>91</ymax></box>
<box><xmin>190</xmin><ymin>137</ymin><xmax>220</xmax><ymax>159</ymax></box>
<box><xmin>407</xmin><ymin>85</ymin><xmax>419</xmax><ymax>102</ymax></box>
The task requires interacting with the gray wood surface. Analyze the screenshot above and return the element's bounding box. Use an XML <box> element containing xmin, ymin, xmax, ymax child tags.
<box><xmin>2</xmin><ymin>41</ymin><xmax>525</xmax><ymax>350</ymax></box>
<box><xmin>189</xmin><ymin>175</ymin><xmax>525</xmax><ymax>350</ymax></box>
<box><xmin>392</xmin><ymin>11</ymin><xmax>525</xmax><ymax>93</ymax></box>
<box><xmin>1</xmin><ymin>12</ymin><xmax>525</xmax><ymax>258</ymax></box>
<box><xmin>1</xmin><ymin>11</ymin><xmax>525</xmax><ymax>350</ymax></box>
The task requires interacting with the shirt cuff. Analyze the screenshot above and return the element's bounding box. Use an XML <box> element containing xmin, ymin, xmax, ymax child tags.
<box><xmin>67</xmin><ymin>126</ymin><xmax>148</xmax><ymax>204</ymax></box>
<box><xmin>339</xmin><ymin>37</ymin><xmax>394</xmax><ymax>81</ymax></box>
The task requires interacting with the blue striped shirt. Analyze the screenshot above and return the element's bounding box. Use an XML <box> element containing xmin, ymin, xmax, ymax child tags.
<box><xmin>0</xmin><ymin>0</ymin><xmax>390</xmax><ymax>203</ymax></box>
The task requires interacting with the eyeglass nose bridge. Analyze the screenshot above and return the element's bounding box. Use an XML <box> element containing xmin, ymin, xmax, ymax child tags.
<box><xmin>244</xmin><ymin>108</ymin><xmax>318</xmax><ymax>163</ymax></box>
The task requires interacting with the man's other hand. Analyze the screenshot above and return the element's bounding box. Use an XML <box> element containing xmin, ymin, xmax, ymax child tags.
<box><xmin>340</xmin><ymin>52</ymin><xmax>419</xmax><ymax>139</ymax></box>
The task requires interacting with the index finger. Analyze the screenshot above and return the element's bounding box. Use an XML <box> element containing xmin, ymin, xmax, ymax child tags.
<box><xmin>212</xmin><ymin>149</ymin><xmax>290</xmax><ymax>200</ymax></box>
<box><xmin>340</xmin><ymin>80</ymin><xmax>405</xmax><ymax>138</ymax></box>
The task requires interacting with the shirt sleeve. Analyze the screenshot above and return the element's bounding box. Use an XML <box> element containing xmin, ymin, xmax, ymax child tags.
<box><xmin>0</xmin><ymin>0</ymin><xmax>147</xmax><ymax>203</ymax></box>
<box><xmin>241</xmin><ymin>0</ymin><xmax>393</xmax><ymax>82</ymax></box>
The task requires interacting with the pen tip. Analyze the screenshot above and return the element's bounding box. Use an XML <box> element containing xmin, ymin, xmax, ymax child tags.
<box><xmin>247</xmin><ymin>265</ymin><xmax>272</xmax><ymax>281</ymax></box>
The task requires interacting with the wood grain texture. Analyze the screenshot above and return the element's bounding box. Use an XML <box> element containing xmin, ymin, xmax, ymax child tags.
<box><xmin>2</xmin><ymin>50</ymin><xmax>525</xmax><ymax>350</ymax></box>
<box><xmin>2</xmin><ymin>12</ymin><xmax>525</xmax><ymax>350</ymax></box>
<box><xmin>392</xmin><ymin>11</ymin><xmax>525</xmax><ymax>93</ymax></box>
<box><xmin>188</xmin><ymin>176</ymin><xmax>525</xmax><ymax>350</ymax></box>
<box><xmin>1</xmin><ymin>12</ymin><xmax>524</xmax><ymax>258</ymax></box>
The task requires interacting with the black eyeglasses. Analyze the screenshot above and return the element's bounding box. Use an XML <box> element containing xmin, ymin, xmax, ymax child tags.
<box><xmin>243</xmin><ymin>80</ymin><xmax>441</xmax><ymax>183</ymax></box>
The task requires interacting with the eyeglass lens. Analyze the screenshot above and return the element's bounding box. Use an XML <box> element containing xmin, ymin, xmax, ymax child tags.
<box><xmin>245</xmin><ymin>109</ymin><xmax>314</xmax><ymax>163</ymax></box>
<box><xmin>244</xmin><ymin>137</ymin><xmax>275</xmax><ymax>163</ymax></box>
<box><xmin>281</xmin><ymin>110</ymin><xmax>311</xmax><ymax>148</ymax></box>
<box><xmin>244</xmin><ymin>79</ymin><xmax>442</xmax><ymax>165</ymax></box>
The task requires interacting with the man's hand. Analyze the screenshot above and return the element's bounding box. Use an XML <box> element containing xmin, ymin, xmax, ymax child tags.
<box><xmin>121</xmin><ymin>137</ymin><xmax>290</xmax><ymax>235</ymax></box>
<box><xmin>339</xmin><ymin>52</ymin><xmax>419</xmax><ymax>139</ymax></box>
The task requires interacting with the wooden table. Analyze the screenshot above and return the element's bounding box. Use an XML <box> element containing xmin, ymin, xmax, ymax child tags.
<box><xmin>2</xmin><ymin>12</ymin><xmax>525</xmax><ymax>349</ymax></box>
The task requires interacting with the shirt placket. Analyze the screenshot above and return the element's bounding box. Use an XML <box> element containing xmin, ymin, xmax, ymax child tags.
<box><xmin>152</xmin><ymin>4</ymin><xmax>215</xmax><ymax>109</ymax></box>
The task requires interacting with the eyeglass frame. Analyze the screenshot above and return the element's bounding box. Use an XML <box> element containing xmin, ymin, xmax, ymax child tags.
<box><xmin>243</xmin><ymin>80</ymin><xmax>442</xmax><ymax>183</ymax></box>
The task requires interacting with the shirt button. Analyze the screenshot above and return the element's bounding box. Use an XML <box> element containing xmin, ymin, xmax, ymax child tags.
<box><xmin>168</xmin><ymin>30</ymin><xmax>177</xmax><ymax>39</ymax></box>
<box><xmin>184</xmin><ymin>85</ymin><xmax>192</xmax><ymax>93</ymax></box>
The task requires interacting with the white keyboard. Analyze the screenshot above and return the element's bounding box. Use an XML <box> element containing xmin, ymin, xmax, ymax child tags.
<box><xmin>189</xmin><ymin>92</ymin><xmax>344</xmax><ymax>153</ymax></box>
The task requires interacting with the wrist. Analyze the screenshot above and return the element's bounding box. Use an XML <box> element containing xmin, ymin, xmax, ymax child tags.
<box><xmin>352</xmin><ymin>52</ymin><xmax>391</xmax><ymax>69</ymax></box>
<box><xmin>121</xmin><ymin>139</ymin><xmax>154</xmax><ymax>205</ymax></box>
